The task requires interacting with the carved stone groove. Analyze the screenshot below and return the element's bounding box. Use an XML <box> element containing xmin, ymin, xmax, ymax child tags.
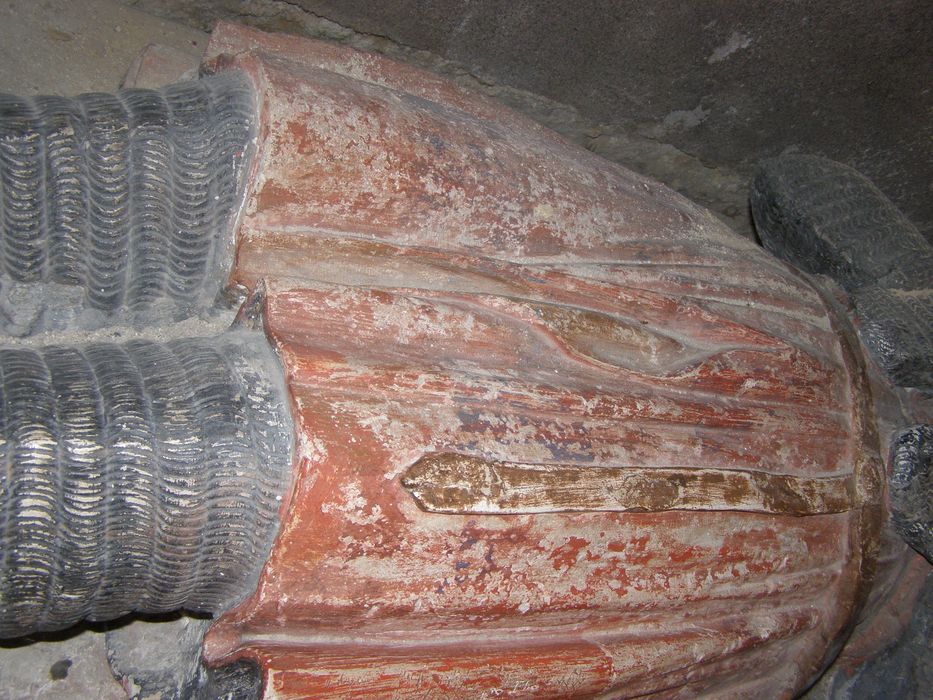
<box><xmin>401</xmin><ymin>453</ymin><xmax>856</xmax><ymax>516</ymax></box>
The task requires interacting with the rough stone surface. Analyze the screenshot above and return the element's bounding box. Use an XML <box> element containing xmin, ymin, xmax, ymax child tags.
<box><xmin>106</xmin><ymin>616</ymin><xmax>210</xmax><ymax>700</ymax></box>
<box><xmin>839</xmin><ymin>572</ymin><xmax>933</xmax><ymax>698</ymax></box>
<box><xmin>0</xmin><ymin>0</ymin><xmax>205</xmax><ymax>96</ymax></box>
<box><xmin>803</xmin><ymin>572</ymin><xmax>933</xmax><ymax>700</ymax></box>
<box><xmin>0</xmin><ymin>627</ymin><xmax>124</xmax><ymax>699</ymax></box>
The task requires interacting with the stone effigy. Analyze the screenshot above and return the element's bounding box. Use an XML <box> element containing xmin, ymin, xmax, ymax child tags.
<box><xmin>0</xmin><ymin>21</ymin><xmax>929</xmax><ymax>699</ymax></box>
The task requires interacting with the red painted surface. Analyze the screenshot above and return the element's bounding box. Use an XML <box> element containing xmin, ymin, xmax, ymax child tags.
<box><xmin>194</xmin><ymin>22</ymin><xmax>914</xmax><ymax>698</ymax></box>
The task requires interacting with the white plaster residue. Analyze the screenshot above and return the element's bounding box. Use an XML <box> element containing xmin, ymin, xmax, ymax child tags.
<box><xmin>370</xmin><ymin>296</ymin><xmax>476</xmax><ymax>345</ymax></box>
<box><xmin>298</xmin><ymin>434</ymin><xmax>328</xmax><ymax>464</ymax></box>
<box><xmin>661</xmin><ymin>104</ymin><xmax>710</xmax><ymax>132</ymax></box>
<box><xmin>736</xmin><ymin>378</ymin><xmax>766</xmax><ymax>396</ymax></box>
<box><xmin>708</xmin><ymin>31</ymin><xmax>753</xmax><ymax>64</ymax></box>
<box><xmin>321</xmin><ymin>480</ymin><xmax>384</xmax><ymax>526</ymax></box>
<box><xmin>533</xmin><ymin>203</ymin><xmax>555</xmax><ymax>220</ymax></box>
<box><xmin>341</xmin><ymin>52</ymin><xmax>380</xmax><ymax>86</ymax></box>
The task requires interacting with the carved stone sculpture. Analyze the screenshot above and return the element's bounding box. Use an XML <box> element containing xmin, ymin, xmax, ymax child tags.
<box><xmin>0</xmin><ymin>22</ymin><xmax>929</xmax><ymax>699</ymax></box>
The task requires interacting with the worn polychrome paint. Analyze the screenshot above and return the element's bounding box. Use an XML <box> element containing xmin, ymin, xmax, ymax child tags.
<box><xmin>191</xmin><ymin>22</ymin><xmax>916</xmax><ymax>699</ymax></box>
